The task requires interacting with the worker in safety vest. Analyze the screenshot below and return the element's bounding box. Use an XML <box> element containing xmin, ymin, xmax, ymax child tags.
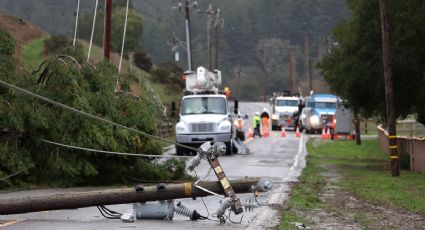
<box><xmin>233</xmin><ymin>113</ymin><xmax>245</xmax><ymax>141</ymax></box>
<box><xmin>260</xmin><ymin>108</ymin><xmax>270</xmax><ymax>135</ymax></box>
<box><xmin>253</xmin><ymin>112</ymin><xmax>262</xmax><ymax>137</ymax></box>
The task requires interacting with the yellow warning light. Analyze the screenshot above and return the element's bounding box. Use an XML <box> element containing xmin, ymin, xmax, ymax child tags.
<box><xmin>224</xmin><ymin>87</ymin><xmax>231</xmax><ymax>97</ymax></box>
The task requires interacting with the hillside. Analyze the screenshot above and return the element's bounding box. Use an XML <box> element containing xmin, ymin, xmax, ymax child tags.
<box><xmin>0</xmin><ymin>14</ymin><xmax>47</xmax><ymax>64</ymax></box>
<box><xmin>0</xmin><ymin>0</ymin><xmax>350</xmax><ymax>99</ymax></box>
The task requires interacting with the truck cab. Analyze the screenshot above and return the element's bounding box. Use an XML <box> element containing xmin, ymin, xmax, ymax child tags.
<box><xmin>271</xmin><ymin>96</ymin><xmax>299</xmax><ymax>130</ymax></box>
<box><xmin>175</xmin><ymin>67</ymin><xmax>235</xmax><ymax>155</ymax></box>
<box><xmin>304</xmin><ymin>93</ymin><xmax>338</xmax><ymax>134</ymax></box>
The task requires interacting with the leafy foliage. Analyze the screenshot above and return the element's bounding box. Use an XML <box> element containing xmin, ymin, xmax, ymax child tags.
<box><xmin>318</xmin><ymin>0</ymin><xmax>425</xmax><ymax>124</ymax></box>
<box><xmin>0</xmin><ymin>30</ymin><xmax>187</xmax><ymax>188</ymax></box>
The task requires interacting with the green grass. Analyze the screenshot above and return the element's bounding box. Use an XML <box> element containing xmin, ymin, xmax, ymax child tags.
<box><xmin>278</xmin><ymin>142</ymin><xmax>327</xmax><ymax>229</ymax></box>
<box><xmin>280</xmin><ymin>139</ymin><xmax>425</xmax><ymax>228</ymax></box>
<box><xmin>310</xmin><ymin>140</ymin><xmax>425</xmax><ymax>214</ymax></box>
<box><xmin>279</xmin><ymin>212</ymin><xmax>310</xmax><ymax>230</ymax></box>
<box><xmin>22</xmin><ymin>37</ymin><xmax>46</xmax><ymax>70</ymax></box>
<box><xmin>151</xmin><ymin>82</ymin><xmax>183</xmax><ymax>108</ymax></box>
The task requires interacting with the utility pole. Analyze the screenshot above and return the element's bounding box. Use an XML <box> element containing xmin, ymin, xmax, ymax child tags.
<box><xmin>214</xmin><ymin>8</ymin><xmax>221</xmax><ymax>70</ymax></box>
<box><xmin>184</xmin><ymin>0</ymin><xmax>193</xmax><ymax>71</ymax></box>
<box><xmin>0</xmin><ymin>178</ymin><xmax>266</xmax><ymax>215</ymax></box>
<box><xmin>206</xmin><ymin>4</ymin><xmax>214</xmax><ymax>70</ymax></box>
<box><xmin>379</xmin><ymin>0</ymin><xmax>399</xmax><ymax>176</ymax></box>
<box><xmin>288</xmin><ymin>49</ymin><xmax>295</xmax><ymax>92</ymax></box>
<box><xmin>304</xmin><ymin>33</ymin><xmax>311</xmax><ymax>93</ymax></box>
<box><xmin>103</xmin><ymin>0</ymin><xmax>112</xmax><ymax>60</ymax></box>
<box><xmin>262</xmin><ymin>48</ymin><xmax>268</xmax><ymax>102</ymax></box>
<box><xmin>235</xmin><ymin>66</ymin><xmax>241</xmax><ymax>99</ymax></box>
<box><xmin>172</xmin><ymin>35</ymin><xmax>177</xmax><ymax>75</ymax></box>
<box><xmin>308</xmin><ymin>57</ymin><xmax>313</xmax><ymax>92</ymax></box>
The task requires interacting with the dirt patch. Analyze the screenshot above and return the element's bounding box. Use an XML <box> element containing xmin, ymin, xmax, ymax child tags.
<box><xmin>294</xmin><ymin>165</ymin><xmax>425</xmax><ymax>229</ymax></box>
<box><xmin>0</xmin><ymin>13</ymin><xmax>47</xmax><ymax>65</ymax></box>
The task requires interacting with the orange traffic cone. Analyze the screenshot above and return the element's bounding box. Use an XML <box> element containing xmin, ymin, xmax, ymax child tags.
<box><xmin>281</xmin><ymin>127</ymin><xmax>286</xmax><ymax>137</ymax></box>
<box><xmin>248</xmin><ymin>128</ymin><xmax>253</xmax><ymax>138</ymax></box>
<box><xmin>295</xmin><ymin>126</ymin><xmax>301</xmax><ymax>138</ymax></box>
<box><xmin>326</xmin><ymin>128</ymin><xmax>331</xmax><ymax>139</ymax></box>
<box><xmin>334</xmin><ymin>134</ymin><xmax>339</xmax><ymax>140</ymax></box>
<box><xmin>347</xmin><ymin>134</ymin><xmax>354</xmax><ymax>140</ymax></box>
<box><xmin>321</xmin><ymin>128</ymin><xmax>326</xmax><ymax>139</ymax></box>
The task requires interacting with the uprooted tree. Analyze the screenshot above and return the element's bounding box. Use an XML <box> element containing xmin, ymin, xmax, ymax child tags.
<box><xmin>0</xmin><ymin>26</ymin><xmax>187</xmax><ymax>188</ymax></box>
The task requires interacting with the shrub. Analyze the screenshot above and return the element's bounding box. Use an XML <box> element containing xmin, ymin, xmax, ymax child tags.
<box><xmin>43</xmin><ymin>35</ymin><xmax>70</xmax><ymax>55</ymax></box>
<box><xmin>133</xmin><ymin>50</ymin><xmax>152</xmax><ymax>72</ymax></box>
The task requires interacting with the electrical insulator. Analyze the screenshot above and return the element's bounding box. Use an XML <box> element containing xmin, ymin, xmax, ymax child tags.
<box><xmin>215</xmin><ymin>197</ymin><xmax>232</xmax><ymax>218</ymax></box>
<box><xmin>244</xmin><ymin>198</ymin><xmax>259</xmax><ymax>212</ymax></box>
<box><xmin>187</xmin><ymin>152</ymin><xmax>203</xmax><ymax>171</ymax></box>
<box><xmin>175</xmin><ymin>201</ymin><xmax>194</xmax><ymax>219</ymax></box>
<box><xmin>187</xmin><ymin>142</ymin><xmax>213</xmax><ymax>171</ymax></box>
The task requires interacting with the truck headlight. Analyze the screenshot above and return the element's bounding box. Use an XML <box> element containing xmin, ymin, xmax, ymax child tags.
<box><xmin>218</xmin><ymin>120</ymin><xmax>231</xmax><ymax>132</ymax></box>
<box><xmin>176</xmin><ymin>122</ymin><xmax>188</xmax><ymax>133</ymax></box>
<box><xmin>309</xmin><ymin>115</ymin><xmax>320</xmax><ymax>127</ymax></box>
<box><xmin>272</xmin><ymin>114</ymin><xmax>279</xmax><ymax>120</ymax></box>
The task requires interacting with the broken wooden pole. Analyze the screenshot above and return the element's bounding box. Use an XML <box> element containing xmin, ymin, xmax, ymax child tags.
<box><xmin>0</xmin><ymin>177</ymin><xmax>269</xmax><ymax>215</ymax></box>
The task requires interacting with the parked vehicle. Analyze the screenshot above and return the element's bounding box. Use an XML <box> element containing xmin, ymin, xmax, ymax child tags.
<box><xmin>175</xmin><ymin>67</ymin><xmax>236</xmax><ymax>155</ymax></box>
<box><xmin>304</xmin><ymin>93</ymin><xmax>338</xmax><ymax>134</ymax></box>
<box><xmin>271</xmin><ymin>95</ymin><xmax>300</xmax><ymax>131</ymax></box>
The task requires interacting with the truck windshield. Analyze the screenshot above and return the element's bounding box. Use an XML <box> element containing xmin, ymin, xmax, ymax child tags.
<box><xmin>181</xmin><ymin>97</ymin><xmax>227</xmax><ymax>115</ymax></box>
<box><xmin>276</xmin><ymin>100</ymin><xmax>298</xmax><ymax>106</ymax></box>
<box><xmin>314</xmin><ymin>102</ymin><xmax>336</xmax><ymax>109</ymax></box>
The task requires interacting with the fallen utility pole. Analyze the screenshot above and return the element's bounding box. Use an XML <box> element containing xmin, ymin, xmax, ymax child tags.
<box><xmin>0</xmin><ymin>177</ymin><xmax>265</xmax><ymax>215</ymax></box>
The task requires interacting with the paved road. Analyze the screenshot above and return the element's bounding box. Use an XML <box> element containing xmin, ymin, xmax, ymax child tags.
<box><xmin>0</xmin><ymin>102</ymin><xmax>308</xmax><ymax>229</ymax></box>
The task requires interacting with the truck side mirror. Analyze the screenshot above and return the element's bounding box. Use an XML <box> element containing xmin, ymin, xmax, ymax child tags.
<box><xmin>234</xmin><ymin>100</ymin><xmax>239</xmax><ymax>114</ymax></box>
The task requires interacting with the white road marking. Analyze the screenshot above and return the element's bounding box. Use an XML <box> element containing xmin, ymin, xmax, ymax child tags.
<box><xmin>0</xmin><ymin>219</ymin><xmax>25</xmax><ymax>227</ymax></box>
<box><xmin>291</xmin><ymin>133</ymin><xmax>304</xmax><ymax>171</ymax></box>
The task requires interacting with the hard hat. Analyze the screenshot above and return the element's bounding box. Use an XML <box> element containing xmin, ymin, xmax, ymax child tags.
<box><xmin>255</xmin><ymin>112</ymin><xmax>260</xmax><ymax>116</ymax></box>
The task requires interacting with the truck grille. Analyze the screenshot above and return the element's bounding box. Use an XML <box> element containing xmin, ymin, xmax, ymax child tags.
<box><xmin>190</xmin><ymin>123</ymin><xmax>215</xmax><ymax>133</ymax></box>
<box><xmin>321</xmin><ymin>114</ymin><xmax>333</xmax><ymax>123</ymax></box>
<box><xmin>279</xmin><ymin>112</ymin><xmax>290</xmax><ymax>120</ymax></box>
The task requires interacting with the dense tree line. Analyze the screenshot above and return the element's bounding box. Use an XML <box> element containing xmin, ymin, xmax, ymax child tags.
<box><xmin>318</xmin><ymin>0</ymin><xmax>425</xmax><ymax>124</ymax></box>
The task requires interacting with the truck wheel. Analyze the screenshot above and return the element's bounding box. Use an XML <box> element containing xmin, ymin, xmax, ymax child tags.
<box><xmin>225</xmin><ymin>141</ymin><xmax>233</xmax><ymax>155</ymax></box>
<box><xmin>176</xmin><ymin>145</ymin><xmax>184</xmax><ymax>156</ymax></box>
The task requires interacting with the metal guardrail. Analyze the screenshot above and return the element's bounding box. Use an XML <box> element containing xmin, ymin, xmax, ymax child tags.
<box><xmin>378</xmin><ymin>125</ymin><xmax>425</xmax><ymax>173</ymax></box>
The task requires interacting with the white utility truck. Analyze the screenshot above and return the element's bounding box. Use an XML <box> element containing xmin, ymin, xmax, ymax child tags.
<box><xmin>271</xmin><ymin>95</ymin><xmax>300</xmax><ymax>131</ymax></box>
<box><xmin>175</xmin><ymin>67</ymin><xmax>236</xmax><ymax>155</ymax></box>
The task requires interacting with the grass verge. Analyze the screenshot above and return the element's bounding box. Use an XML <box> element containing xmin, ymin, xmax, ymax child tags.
<box><xmin>22</xmin><ymin>37</ymin><xmax>46</xmax><ymax>70</ymax></box>
<box><xmin>278</xmin><ymin>143</ymin><xmax>327</xmax><ymax>229</ymax></box>
<box><xmin>279</xmin><ymin>139</ymin><xmax>425</xmax><ymax>229</ymax></box>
